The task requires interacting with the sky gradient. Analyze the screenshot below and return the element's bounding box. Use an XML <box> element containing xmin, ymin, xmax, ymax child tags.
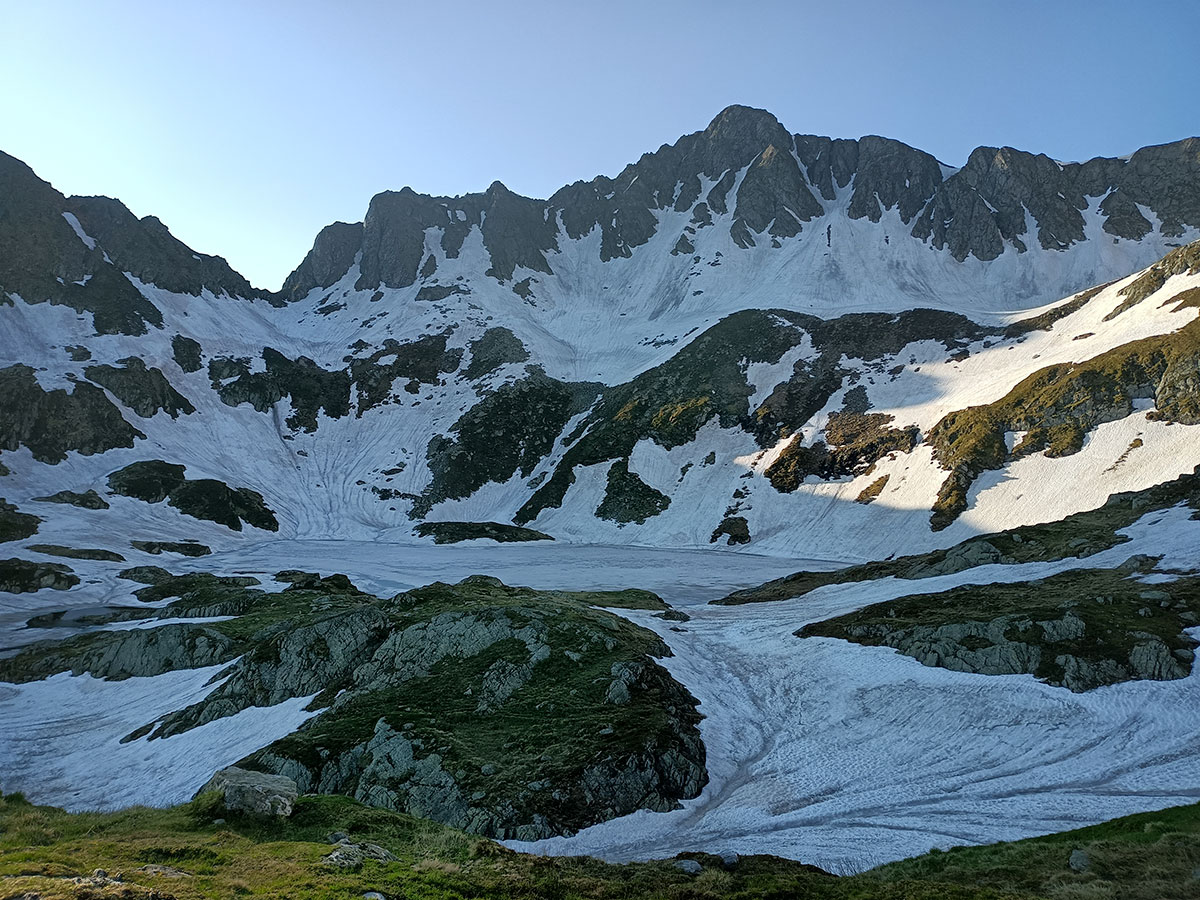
<box><xmin>1</xmin><ymin>0</ymin><xmax>1195</xmax><ymax>289</ymax></box>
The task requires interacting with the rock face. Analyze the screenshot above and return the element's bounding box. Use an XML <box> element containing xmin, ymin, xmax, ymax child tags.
<box><xmin>196</xmin><ymin>766</ymin><xmax>298</xmax><ymax>817</ymax></box>
<box><xmin>277</xmin><ymin>108</ymin><xmax>1200</xmax><ymax>301</ymax></box>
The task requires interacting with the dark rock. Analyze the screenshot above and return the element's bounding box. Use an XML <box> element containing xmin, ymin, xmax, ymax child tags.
<box><xmin>84</xmin><ymin>356</ymin><xmax>194</xmax><ymax>418</ymax></box>
<box><xmin>30</xmin><ymin>489</ymin><xmax>109</xmax><ymax>510</ymax></box>
<box><xmin>0</xmin><ymin>557</ymin><xmax>78</xmax><ymax>593</ymax></box>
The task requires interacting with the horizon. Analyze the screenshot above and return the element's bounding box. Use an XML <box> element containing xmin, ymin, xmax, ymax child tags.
<box><xmin>1</xmin><ymin>0</ymin><xmax>1194</xmax><ymax>290</ymax></box>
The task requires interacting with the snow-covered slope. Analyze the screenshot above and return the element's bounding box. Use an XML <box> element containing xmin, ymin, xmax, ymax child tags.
<box><xmin>4</xmin><ymin>108</ymin><xmax>1200</xmax><ymax>868</ymax></box>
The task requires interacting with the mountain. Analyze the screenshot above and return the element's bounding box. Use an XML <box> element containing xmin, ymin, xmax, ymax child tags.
<box><xmin>2</xmin><ymin>106</ymin><xmax>1200</xmax><ymax>870</ymax></box>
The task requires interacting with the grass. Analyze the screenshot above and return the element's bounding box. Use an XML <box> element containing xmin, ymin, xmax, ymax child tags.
<box><xmin>5</xmin><ymin>790</ymin><xmax>1200</xmax><ymax>899</ymax></box>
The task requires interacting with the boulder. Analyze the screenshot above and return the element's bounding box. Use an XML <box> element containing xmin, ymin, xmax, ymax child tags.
<box><xmin>196</xmin><ymin>766</ymin><xmax>298</xmax><ymax>817</ymax></box>
<box><xmin>321</xmin><ymin>839</ymin><xmax>398</xmax><ymax>869</ymax></box>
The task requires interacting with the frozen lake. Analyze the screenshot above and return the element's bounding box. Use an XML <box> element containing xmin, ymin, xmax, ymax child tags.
<box><xmin>3</xmin><ymin>536</ymin><xmax>1200</xmax><ymax>873</ymax></box>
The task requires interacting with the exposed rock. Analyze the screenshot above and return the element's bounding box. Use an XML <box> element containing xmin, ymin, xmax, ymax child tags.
<box><xmin>196</xmin><ymin>766</ymin><xmax>298</xmax><ymax>817</ymax></box>
<box><xmin>84</xmin><ymin>357</ymin><xmax>194</xmax><ymax>418</ymax></box>
<box><xmin>171</xmin><ymin>334</ymin><xmax>203</xmax><ymax>373</ymax></box>
<box><xmin>0</xmin><ymin>557</ymin><xmax>78</xmax><ymax>593</ymax></box>
<box><xmin>415</xmin><ymin>521</ymin><xmax>553</xmax><ymax>544</ymax></box>
<box><xmin>30</xmin><ymin>488</ymin><xmax>109</xmax><ymax>509</ymax></box>
<box><xmin>321</xmin><ymin>838</ymin><xmax>398</xmax><ymax>869</ymax></box>
<box><xmin>129</xmin><ymin>540</ymin><xmax>212</xmax><ymax>557</ymax></box>
<box><xmin>0</xmin><ymin>497</ymin><xmax>40</xmax><ymax>541</ymax></box>
<box><xmin>108</xmin><ymin>460</ymin><xmax>278</xmax><ymax>532</ymax></box>
<box><xmin>596</xmin><ymin>458</ymin><xmax>670</xmax><ymax>525</ymax></box>
<box><xmin>0</xmin><ymin>364</ymin><xmax>144</xmax><ymax>463</ymax></box>
<box><xmin>673</xmin><ymin>859</ymin><xmax>703</xmax><ymax>875</ymax></box>
<box><xmin>1068</xmin><ymin>848</ymin><xmax>1090</xmax><ymax>872</ymax></box>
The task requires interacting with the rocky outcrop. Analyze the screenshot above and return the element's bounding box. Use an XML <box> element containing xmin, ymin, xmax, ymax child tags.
<box><xmin>0</xmin><ymin>364</ymin><xmax>144</xmax><ymax>464</ymax></box>
<box><xmin>0</xmin><ymin>557</ymin><xmax>77</xmax><ymax>593</ymax></box>
<box><xmin>415</xmin><ymin>521</ymin><xmax>553</xmax><ymax>544</ymax></box>
<box><xmin>108</xmin><ymin>460</ymin><xmax>278</xmax><ymax>532</ymax></box>
<box><xmin>84</xmin><ymin>357</ymin><xmax>195</xmax><ymax>418</ymax></box>
<box><xmin>799</xmin><ymin>568</ymin><xmax>1200</xmax><ymax>691</ymax></box>
<box><xmin>596</xmin><ymin>459</ymin><xmax>671</xmax><ymax>524</ymax></box>
<box><xmin>195</xmin><ymin>767</ymin><xmax>298</xmax><ymax>817</ymax></box>
<box><xmin>2</xmin><ymin>571</ymin><xmax>703</xmax><ymax>841</ymax></box>
<box><xmin>30</xmin><ymin>488</ymin><xmax>110</xmax><ymax>509</ymax></box>
<box><xmin>0</xmin><ymin>497</ymin><xmax>40</xmax><ymax>541</ymax></box>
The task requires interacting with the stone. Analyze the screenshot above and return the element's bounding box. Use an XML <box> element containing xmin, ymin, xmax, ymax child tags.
<box><xmin>321</xmin><ymin>839</ymin><xmax>398</xmax><ymax>869</ymax></box>
<box><xmin>196</xmin><ymin>766</ymin><xmax>298</xmax><ymax>817</ymax></box>
<box><xmin>1068</xmin><ymin>848</ymin><xmax>1090</xmax><ymax>872</ymax></box>
<box><xmin>363</xmin><ymin>893</ymin><xmax>387</xmax><ymax>900</ymax></box>
<box><xmin>327</xmin><ymin>831</ymin><xmax>349</xmax><ymax>844</ymax></box>
<box><xmin>673</xmin><ymin>859</ymin><xmax>702</xmax><ymax>875</ymax></box>
<box><xmin>718</xmin><ymin>850</ymin><xmax>740</xmax><ymax>869</ymax></box>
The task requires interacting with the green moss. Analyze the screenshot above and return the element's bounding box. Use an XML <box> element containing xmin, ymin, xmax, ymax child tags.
<box><xmin>0</xmin><ymin>364</ymin><xmax>144</xmax><ymax>464</ymax></box>
<box><xmin>464</xmin><ymin>327</ymin><xmax>529</xmax><ymax>379</ymax></box>
<box><xmin>130</xmin><ymin>540</ymin><xmax>212</xmax><ymax>557</ymax></box>
<box><xmin>1104</xmin><ymin>239</ymin><xmax>1200</xmax><ymax>320</ymax></box>
<box><xmin>83</xmin><ymin>357</ymin><xmax>195</xmax><ymax>419</ymax></box>
<box><xmin>856</xmin><ymin>475</ymin><xmax>890</xmax><ymax>504</ymax></box>
<box><xmin>0</xmin><ymin>557</ymin><xmax>78</xmax><ymax>593</ymax></box>
<box><xmin>416</xmin><ymin>370</ymin><xmax>600</xmax><ymax>517</ymax></box>
<box><xmin>6</xmin><ymin>789</ymin><xmax>1200</xmax><ymax>899</ymax></box>
<box><xmin>29</xmin><ymin>489</ymin><xmax>109</xmax><ymax>510</ymax></box>
<box><xmin>766</xmin><ymin>412</ymin><xmax>918</xmax><ymax>492</ymax></box>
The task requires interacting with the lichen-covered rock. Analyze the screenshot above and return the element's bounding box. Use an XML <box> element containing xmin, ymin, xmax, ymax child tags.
<box><xmin>196</xmin><ymin>766</ymin><xmax>298</xmax><ymax>817</ymax></box>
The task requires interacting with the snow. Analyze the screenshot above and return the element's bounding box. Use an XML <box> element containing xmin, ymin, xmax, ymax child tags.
<box><xmin>61</xmin><ymin>211</ymin><xmax>96</xmax><ymax>249</ymax></box>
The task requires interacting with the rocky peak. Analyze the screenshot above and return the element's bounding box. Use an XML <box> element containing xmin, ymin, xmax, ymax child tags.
<box><xmin>66</xmin><ymin>195</ymin><xmax>266</xmax><ymax>301</ymax></box>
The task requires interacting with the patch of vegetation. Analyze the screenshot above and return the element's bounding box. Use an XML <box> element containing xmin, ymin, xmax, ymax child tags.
<box><xmin>1104</xmin><ymin>239</ymin><xmax>1200</xmax><ymax>320</ymax></box>
<box><xmin>856</xmin><ymin>474</ymin><xmax>889</xmax><ymax>504</ymax></box>
<box><xmin>719</xmin><ymin>467</ymin><xmax>1200</xmax><ymax>605</ymax></box>
<box><xmin>212</xmin><ymin>347</ymin><xmax>351</xmax><ymax>432</ymax></box>
<box><xmin>84</xmin><ymin>357</ymin><xmax>195</xmax><ymax>418</ymax></box>
<box><xmin>27</xmin><ymin>544</ymin><xmax>125</xmax><ymax>562</ymax></box>
<box><xmin>927</xmin><ymin>316</ymin><xmax>1200</xmax><ymax>529</ymax></box>
<box><xmin>0</xmin><ymin>557</ymin><xmax>78</xmax><ymax>593</ymax></box>
<box><xmin>0</xmin><ymin>364</ymin><xmax>144</xmax><ymax>464</ymax></box>
<box><xmin>30</xmin><ymin>489</ymin><xmax>109</xmax><ymax>509</ymax></box>
<box><xmin>798</xmin><ymin>567</ymin><xmax>1200</xmax><ymax>691</ymax></box>
<box><xmin>416</xmin><ymin>370</ymin><xmax>600</xmax><ymax>517</ymax></box>
<box><xmin>1003</xmin><ymin>282</ymin><xmax>1111</xmax><ymax>336</ymax></box>
<box><xmin>766</xmin><ymin>412</ymin><xmax>918</xmax><ymax>493</ymax></box>
<box><xmin>0</xmin><ymin>497</ymin><xmax>40</xmax><ymax>541</ymax></box>
<box><xmin>415</xmin><ymin>521</ymin><xmax>553</xmax><ymax>544</ymax></box>
<box><xmin>5</xmin><ymin>789</ymin><xmax>1200</xmax><ymax>899</ymax></box>
<box><xmin>595</xmin><ymin>459</ymin><xmax>671</xmax><ymax>524</ymax></box>
<box><xmin>108</xmin><ymin>460</ymin><xmax>278</xmax><ymax>532</ymax></box>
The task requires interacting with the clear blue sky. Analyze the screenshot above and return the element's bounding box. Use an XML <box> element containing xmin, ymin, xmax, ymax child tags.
<box><xmin>1</xmin><ymin>0</ymin><xmax>1194</xmax><ymax>290</ymax></box>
